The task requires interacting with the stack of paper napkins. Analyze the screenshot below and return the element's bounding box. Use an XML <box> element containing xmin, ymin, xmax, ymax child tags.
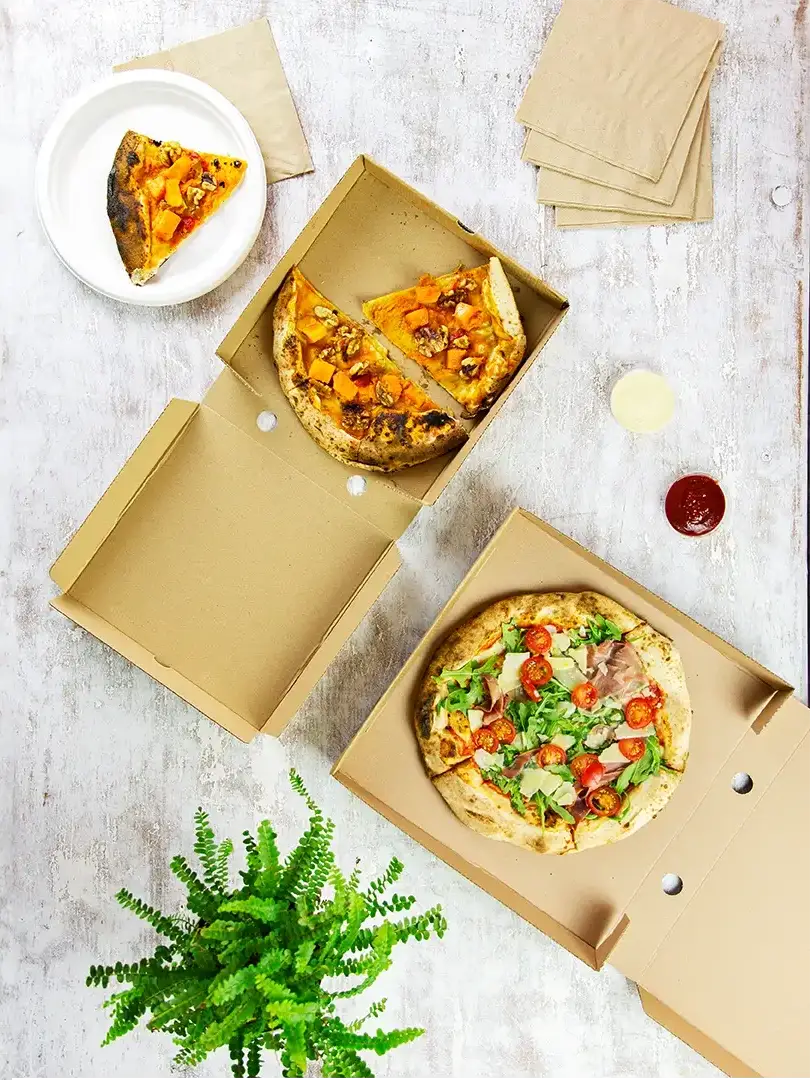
<box><xmin>517</xmin><ymin>0</ymin><xmax>724</xmax><ymax>228</ymax></box>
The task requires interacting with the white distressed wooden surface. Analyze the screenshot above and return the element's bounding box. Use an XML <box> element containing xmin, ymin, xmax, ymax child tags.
<box><xmin>1</xmin><ymin>0</ymin><xmax>807</xmax><ymax>1076</ymax></box>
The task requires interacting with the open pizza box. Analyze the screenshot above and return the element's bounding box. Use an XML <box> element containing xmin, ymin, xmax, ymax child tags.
<box><xmin>48</xmin><ymin>157</ymin><xmax>568</xmax><ymax>742</ymax></box>
<box><xmin>332</xmin><ymin>507</ymin><xmax>810</xmax><ymax>1078</ymax></box>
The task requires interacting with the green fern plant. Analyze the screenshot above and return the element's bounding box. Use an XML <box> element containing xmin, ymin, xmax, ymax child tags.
<box><xmin>88</xmin><ymin>770</ymin><xmax>446</xmax><ymax>1077</ymax></box>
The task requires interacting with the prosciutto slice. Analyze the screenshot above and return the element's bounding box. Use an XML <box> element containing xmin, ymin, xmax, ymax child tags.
<box><xmin>481</xmin><ymin>674</ymin><xmax>505</xmax><ymax>722</ymax></box>
<box><xmin>587</xmin><ymin>640</ymin><xmax>645</xmax><ymax>701</ymax></box>
<box><xmin>502</xmin><ymin>749</ymin><xmax>537</xmax><ymax>779</ymax></box>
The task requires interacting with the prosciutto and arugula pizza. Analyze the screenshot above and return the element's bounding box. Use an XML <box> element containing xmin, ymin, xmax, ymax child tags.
<box><xmin>415</xmin><ymin>591</ymin><xmax>690</xmax><ymax>854</ymax></box>
<box><xmin>273</xmin><ymin>268</ymin><xmax>467</xmax><ymax>471</ymax></box>
<box><xmin>362</xmin><ymin>258</ymin><xmax>527</xmax><ymax>415</ymax></box>
<box><xmin>107</xmin><ymin>131</ymin><xmax>246</xmax><ymax>284</ymax></box>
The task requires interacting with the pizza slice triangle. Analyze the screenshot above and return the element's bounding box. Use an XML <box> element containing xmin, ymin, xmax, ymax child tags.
<box><xmin>107</xmin><ymin>130</ymin><xmax>247</xmax><ymax>284</ymax></box>
<box><xmin>273</xmin><ymin>267</ymin><xmax>467</xmax><ymax>471</ymax></box>
<box><xmin>362</xmin><ymin>257</ymin><xmax>527</xmax><ymax>415</ymax></box>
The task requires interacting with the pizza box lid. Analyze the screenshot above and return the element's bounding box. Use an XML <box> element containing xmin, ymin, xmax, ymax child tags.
<box><xmin>48</xmin><ymin>159</ymin><xmax>567</xmax><ymax>741</ymax></box>
<box><xmin>332</xmin><ymin>507</ymin><xmax>810</xmax><ymax>1077</ymax></box>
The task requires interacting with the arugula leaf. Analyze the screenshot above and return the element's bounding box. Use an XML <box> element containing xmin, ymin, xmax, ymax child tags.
<box><xmin>568</xmin><ymin>614</ymin><xmax>624</xmax><ymax>649</ymax></box>
<box><xmin>436</xmin><ymin>656</ymin><xmax>499</xmax><ymax>683</ymax></box>
<box><xmin>500</xmin><ymin>620</ymin><xmax>526</xmax><ymax>653</ymax></box>
<box><xmin>615</xmin><ymin>798</ymin><xmax>633</xmax><ymax>823</ymax></box>
<box><xmin>614</xmin><ymin>736</ymin><xmax>663</xmax><ymax>793</ymax></box>
<box><xmin>435</xmin><ymin>657</ymin><xmax>499</xmax><ymax>713</ymax></box>
<box><xmin>615</xmin><ymin>762</ymin><xmax>637</xmax><ymax>795</ymax></box>
<box><xmin>484</xmin><ymin>768</ymin><xmax>527</xmax><ymax>816</ymax></box>
<box><xmin>500</xmin><ymin>743</ymin><xmax>520</xmax><ymax>767</ymax></box>
<box><xmin>544</xmin><ymin>763</ymin><xmax>575</xmax><ymax>783</ymax></box>
<box><xmin>546</xmin><ymin>799</ymin><xmax>575</xmax><ymax>824</ymax></box>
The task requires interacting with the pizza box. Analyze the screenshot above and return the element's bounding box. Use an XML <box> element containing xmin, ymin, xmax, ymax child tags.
<box><xmin>49</xmin><ymin>158</ymin><xmax>567</xmax><ymax>742</ymax></box>
<box><xmin>332</xmin><ymin>507</ymin><xmax>810</xmax><ymax>1078</ymax></box>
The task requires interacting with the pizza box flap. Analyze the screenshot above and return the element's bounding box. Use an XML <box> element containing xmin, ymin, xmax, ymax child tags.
<box><xmin>50</xmin><ymin>400</ymin><xmax>400</xmax><ymax>741</ymax></box>
<box><xmin>332</xmin><ymin>507</ymin><xmax>796</xmax><ymax>982</ymax></box>
<box><xmin>632</xmin><ymin>694</ymin><xmax>810</xmax><ymax>1078</ymax></box>
<box><xmin>215</xmin><ymin>156</ymin><xmax>568</xmax><ymax>508</ymax></box>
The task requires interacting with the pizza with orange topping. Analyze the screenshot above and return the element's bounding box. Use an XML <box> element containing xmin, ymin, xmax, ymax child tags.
<box><xmin>107</xmin><ymin>131</ymin><xmax>246</xmax><ymax>285</ymax></box>
<box><xmin>362</xmin><ymin>257</ymin><xmax>527</xmax><ymax>415</ymax></box>
<box><xmin>273</xmin><ymin>267</ymin><xmax>467</xmax><ymax>471</ymax></box>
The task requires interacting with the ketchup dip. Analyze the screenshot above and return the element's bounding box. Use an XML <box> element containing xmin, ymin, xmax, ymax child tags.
<box><xmin>665</xmin><ymin>474</ymin><xmax>726</xmax><ymax>536</ymax></box>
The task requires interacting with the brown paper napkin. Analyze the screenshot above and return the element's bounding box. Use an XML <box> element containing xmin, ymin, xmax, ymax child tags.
<box><xmin>516</xmin><ymin>0</ymin><xmax>723</xmax><ymax>181</ymax></box>
<box><xmin>115</xmin><ymin>19</ymin><xmax>313</xmax><ymax>184</ymax></box>
<box><xmin>555</xmin><ymin>116</ymin><xmax>713</xmax><ymax>226</ymax></box>
<box><xmin>537</xmin><ymin>102</ymin><xmax>709</xmax><ymax>218</ymax></box>
<box><xmin>522</xmin><ymin>44</ymin><xmax>720</xmax><ymax>206</ymax></box>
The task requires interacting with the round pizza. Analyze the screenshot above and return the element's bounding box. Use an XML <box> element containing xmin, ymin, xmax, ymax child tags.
<box><xmin>415</xmin><ymin>592</ymin><xmax>690</xmax><ymax>854</ymax></box>
<box><xmin>273</xmin><ymin>267</ymin><xmax>467</xmax><ymax>471</ymax></box>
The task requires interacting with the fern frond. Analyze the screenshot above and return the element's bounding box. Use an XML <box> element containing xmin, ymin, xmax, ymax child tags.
<box><xmin>246</xmin><ymin>1038</ymin><xmax>262</xmax><ymax>1077</ymax></box>
<box><xmin>115</xmin><ymin>889</ymin><xmax>187</xmax><ymax>944</ymax></box>
<box><xmin>220</xmin><ymin>896</ymin><xmax>279</xmax><ymax>922</ymax></box>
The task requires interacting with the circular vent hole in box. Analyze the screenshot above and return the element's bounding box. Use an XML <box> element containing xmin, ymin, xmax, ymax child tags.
<box><xmin>662</xmin><ymin>873</ymin><xmax>683</xmax><ymax>896</ymax></box>
<box><xmin>731</xmin><ymin>771</ymin><xmax>753</xmax><ymax>795</ymax></box>
<box><xmin>256</xmin><ymin>411</ymin><xmax>278</xmax><ymax>432</ymax></box>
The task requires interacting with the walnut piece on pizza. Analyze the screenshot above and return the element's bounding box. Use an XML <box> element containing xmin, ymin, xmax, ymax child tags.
<box><xmin>272</xmin><ymin>267</ymin><xmax>467</xmax><ymax>472</ymax></box>
<box><xmin>415</xmin><ymin>591</ymin><xmax>691</xmax><ymax>854</ymax></box>
<box><xmin>107</xmin><ymin>130</ymin><xmax>246</xmax><ymax>285</ymax></box>
<box><xmin>362</xmin><ymin>257</ymin><xmax>527</xmax><ymax>415</ymax></box>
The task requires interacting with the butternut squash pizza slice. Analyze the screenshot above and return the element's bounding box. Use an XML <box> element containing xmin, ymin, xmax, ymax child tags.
<box><xmin>273</xmin><ymin>268</ymin><xmax>467</xmax><ymax>472</ymax></box>
<box><xmin>362</xmin><ymin>257</ymin><xmax>526</xmax><ymax>415</ymax></box>
<box><xmin>107</xmin><ymin>130</ymin><xmax>246</xmax><ymax>284</ymax></box>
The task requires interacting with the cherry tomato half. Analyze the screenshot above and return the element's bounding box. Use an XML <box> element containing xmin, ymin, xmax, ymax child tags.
<box><xmin>586</xmin><ymin>786</ymin><xmax>623</xmax><ymax>817</ymax></box>
<box><xmin>536</xmin><ymin>743</ymin><xmax>566</xmax><ymax>767</ymax></box>
<box><xmin>580</xmin><ymin>760</ymin><xmax>605</xmax><ymax>789</ymax></box>
<box><xmin>525</xmin><ymin>626</ymin><xmax>552</xmax><ymax>655</ymax></box>
<box><xmin>624</xmin><ymin>697</ymin><xmax>654</xmax><ymax>729</ymax></box>
<box><xmin>570</xmin><ymin>753</ymin><xmax>600</xmax><ymax>782</ymax></box>
<box><xmin>521</xmin><ymin>657</ymin><xmax>553</xmax><ymax>700</ymax></box>
<box><xmin>571</xmin><ymin>681</ymin><xmax>599</xmax><ymax>711</ymax></box>
<box><xmin>618</xmin><ymin>737</ymin><xmax>646</xmax><ymax>762</ymax></box>
<box><xmin>472</xmin><ymin>727</ymin><xmax>499</xmax><ymax>754</ymax></box>
<box><xmin>489</xmin><ymin>718</ymin><xmax>517</xmax><ymax>745</ymax></box>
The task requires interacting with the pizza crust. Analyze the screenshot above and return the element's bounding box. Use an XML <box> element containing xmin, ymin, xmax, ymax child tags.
<box><xmin>107</xmin><ymin>131</ymin><xmax>150</xmax><ymax>281</ymax></box>
<box><xmin>625</xmin><ymin>622</ymin><xmax>691</xmax><ymax>770</ymax></box>
<box><xmin>414</xmin><ymin>591</ymin><xmax>691</xmax><ymax>854</ymax></box>
<box><xmin>433</xmin><ymin>760</ymin><xmax>575</xmax><ymax>854</ymax></box>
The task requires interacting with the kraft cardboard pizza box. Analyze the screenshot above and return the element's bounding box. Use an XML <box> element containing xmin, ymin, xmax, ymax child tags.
<box><xmin>49</xmin><ymin>158</ymin><xmax>568</xmax><ymax>742</ymax></box>
<box><xmin>332</xmin><ymin>507</ymin><xmax>810</xmax><ymax>1078</ymax></box>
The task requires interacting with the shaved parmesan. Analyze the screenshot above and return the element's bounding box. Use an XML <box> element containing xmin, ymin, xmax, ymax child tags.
<box><xmin>519</xmin><ymin>768</ymin><xmax>547</xmax><ymax>797</ymax></box>
<box><xmin>598</xmin><ymin>743</ymin><xmax>628</xmax><ymax>765</ymax></box>
<box><xmin>474</xmin><ymin>749</ymin><xmax>504</xmax><ymax>771</ymax></box>
<box><xmin>549</xmin><ymin>656</ymin><xmax>574</xmax><ymax>672</ymax></box>
<box><xmin>498</xmin><ymin>651</ymin><xmax>530</xmax><ymax>693</ymax></box>
<box><xmin>467</xmin><ymin>709</ymin><xmax>485</xmax><ymax>732</ymax></box>
<box><xmin>433</xmin><ymin>708</ymin><xmax>449</xmax><ymax>732</ymax></box>
<box><xmin>553</xmin><ymin>782</ymin><xmax>577</xmax><ymax>807</ymax></box>
<box><xmin>569</xmin><ymin>646</ymin><xmax>589</xmax><ymax>673</ymax></box>
<box><xmin>537</xmin><ymin>769</ymin><xmax>564</xmax><ymax>796</ymax></box>
<box><xmin>613</xmin><ymin>721</ymin><xmax>656</xmax><ymax>740</ymax></box>
<box><xmin>551</xmin><ymin>733</ymin><xmax>576</xmax><ymax>751</ymax></box>
<box><xmin>551</xmin><ymin>632</ymin><xmax>571</xmax><ymax>653</ymax></box>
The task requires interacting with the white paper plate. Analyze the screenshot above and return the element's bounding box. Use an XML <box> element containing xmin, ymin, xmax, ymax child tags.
<box><xmin>35</xmin><ymin>70</ymin><xmax>267</xmax><ymax>306</ymax></box>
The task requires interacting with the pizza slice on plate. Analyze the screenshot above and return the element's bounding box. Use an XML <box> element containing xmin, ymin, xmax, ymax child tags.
<box><xmin>107</xmin><ymin>131</ymin><xmax>246</xmax><ymax>284</ymax></box>
<box><xmin>273</xmin><ymin>268</ymin><xmax>467</xmax><ymax>471</ymax></box>
<box><xmin>362</xmin><ymin>257</ymin><xmax>527</xmax><ymax>415</ymax></box>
